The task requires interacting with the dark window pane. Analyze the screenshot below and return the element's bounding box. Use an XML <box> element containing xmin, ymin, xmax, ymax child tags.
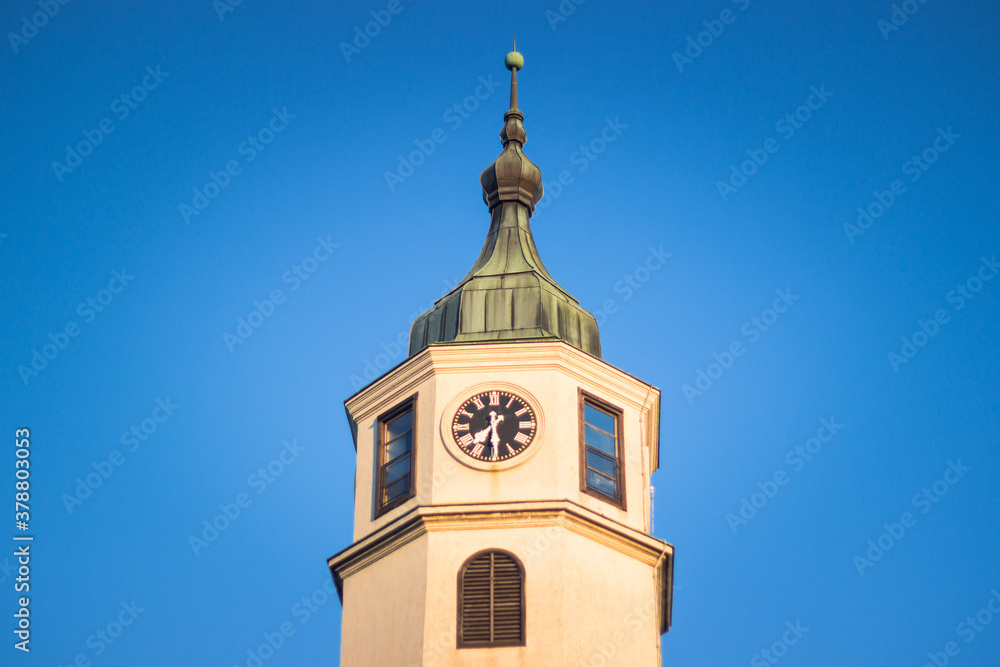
<box><xmin>377</xmin><ymin>403</ymin><xmax>415</xmax><ymax>512</ymax></box>
<box><xmin>382</xmin><ymin>452</ymin><xmax>411</xmax><ymax>504</ymax></box>
<box><xmin>586</xmin><ymin>447</ymin><xmax>617</xmax><ymax>477</ymax></box>
<box><xmin>584</xmin><ymin>403</ymin><xmax>616</xmax><ymax>434</ymax></box>
<box><xmin>586</xmin><ymin>447</ymin><xmax>619</xmax><ymax>499</ymax></box>
<box><xmin>383</xmin><ymin>472</ymin><xmax>410</xmax><ymax>504</ymax></box>
<box><xmin>385</xmin><ymin>432</ymin><xmax>412</xmax><ymax>462</ymax></box>
<box><xmin>384</xmin><ymin>452</ymin><xmax>410</xmax><ymax>484</ymax></box>
<box><xmin>585</xmin><ymin>424</ymin><xmax>616</xmax><ymax>455</ymax></box>
<box><xmin>386</xmin><ymin>410</ymin><xmax>413</xmax><ymax>442</ymax></box>
<box><xmin>586</xmin><ymin>469</ymin><xmax>619</xmax><ymax>499</ymax></box>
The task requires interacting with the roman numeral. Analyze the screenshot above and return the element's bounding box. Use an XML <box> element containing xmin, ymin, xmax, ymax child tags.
<box><xmin>458</xmin><ymin>434</ymin><xmax>474</xmax><ymax>447</ymax></box>
<box><xmin>488</xmin><ymin>391</ymin><xmax>500</xmax><ymax>406</ymax></box>
<box><xmin>460</xmin><ymin>409</ymin><xmax>474</xmax><ymax>419</ymax></box>
<box><xmin>519</xmin><ymin>421</ymin><xmax>535</xmax><ymax>430</ymax></box>
<box><xmin>514</xmin><ymin>407</ymin><xmax>528</xmax><ymax>417</ymax></box>
<box><xmin>513</xmin><ymin>432</ymin><xmax>530</xmax><ymax>445</ymax></box>
<box><xmin>505</xmin><ymin>396</ymin><xmax>515</xmax><ymax>408</ymax></box>
<box><xmin>453</xmin><ymin>423</ymin><xmax>469</xmax><ymax>432</ymax></box>
<box><xmin>471</xmin><ymin>443</ymin><xmax>485</xmax><ymax>458</ymax></box>
<box><xmin>471</xmin><ymin>397</ymin><xmax>485</xmax><ymax>410</ymax></box>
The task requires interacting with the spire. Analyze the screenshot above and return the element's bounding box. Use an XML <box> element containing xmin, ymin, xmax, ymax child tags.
<box><xmin>407</xmin><ymin>43</ymin><xmax>601</xmax><ymax>359</ymax></box>
<box><xmin>507</xmin><ymin>35</ymin><xmax>521</xmax><ymax>111</ymax></box>
<box><xmin>481</xmin><ymin>39</ymin><xmax>539</xmax><ymax>214</ymax></box>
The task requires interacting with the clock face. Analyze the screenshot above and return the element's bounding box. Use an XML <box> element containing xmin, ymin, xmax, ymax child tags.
<box><xmin>451</xmin><ymin>390</ymin><xmax>537</xmax><ymax>462</ymax></box>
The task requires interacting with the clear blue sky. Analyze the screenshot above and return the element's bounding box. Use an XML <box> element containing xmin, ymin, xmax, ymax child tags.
<box><xmin>2</xmin><ymin>0</ymin><xmax>999</xmax><ymax>664</ymax></box>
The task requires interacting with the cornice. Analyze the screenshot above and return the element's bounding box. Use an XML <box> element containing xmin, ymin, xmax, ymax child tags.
<box><xmin>328</xmin><ymin>500</ymin><xmax>673</xmax><ymax>588</ymax></box>
<box><xmin>346</xmin><ymin>341</ymin><xmax>660</xmax><ymax>424</ymax></box>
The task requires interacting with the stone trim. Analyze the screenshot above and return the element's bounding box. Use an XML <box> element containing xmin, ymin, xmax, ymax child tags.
<box><xmin>328</xmin><ymin>499</ymin><xmax>673</xmax><ymax>602</ymax></box>
<box><xmin>344</xmin><ymin>341</ymin><xmax>661</xmax><ymax>469</ymax></box>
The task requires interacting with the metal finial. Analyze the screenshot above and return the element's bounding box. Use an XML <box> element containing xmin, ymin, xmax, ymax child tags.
<box><xmin>504</xmin><ymin>44</ymin><xmax>523</xmax><ymax>72</ymax></box>
<box><xmin>505</xmin><ymin>38</ymin><xmax>523</xmax><ymax>111</ymax></box>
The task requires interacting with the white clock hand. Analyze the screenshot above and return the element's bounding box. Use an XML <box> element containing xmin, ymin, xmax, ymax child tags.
<box><xmin>472</xmin><ymin>425</ymin><xmax>491</xmax><ymax>444</ymax></box>
<box><xmin>489</xmin><ymin>413</ymin><xmax>503</xmax><ymax>444</ymax></box>
<box><xmin>488</xmin><ymin>413</ymin><xmax>504</xmax><ymax>459</ymax></box>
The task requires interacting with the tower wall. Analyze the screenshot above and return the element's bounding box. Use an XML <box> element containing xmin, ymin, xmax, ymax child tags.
<box><xmin>332</xmin><ymin>341</ymin><xmax>671</xmax><ymax>666</ymax></box>
<box><xmin>345</xmin><ymin>342</ymin><xmax>661</xmax><ymax>543</ymax></box>
<box><xmin>421</xmin><ymin>521</ymin><xmax>665</xmax><ymax>666</ymax></box>
<box><xmin>338</xmin><ymin>532</ymin><xmax>430</xmax><ymax>666</ymax></box>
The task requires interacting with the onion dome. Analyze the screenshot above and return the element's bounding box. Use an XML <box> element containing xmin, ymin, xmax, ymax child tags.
<box><xmin>479</xmin><ymin>44</ymin><xmax>543</xmax><ymax>214</ymax></box>
<box><xmin>408</xmin><ymin>40</ymin><xmax>601</xmax><ymax>359</ymax></box>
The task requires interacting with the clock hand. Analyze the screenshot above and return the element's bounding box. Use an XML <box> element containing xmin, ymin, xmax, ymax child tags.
<box><xmin>489</xmin><ymin>413</ymin><xmax>503</xmax><ymax>444</ymax></box>
<box><xmin>472</xmin><ymin>425</ymin><xmax>492</xmax><ymax>444</ymax></box>
<box><xmin>488</xmin><ymin>413</ymin><xmax>504</xmax><ymax>460</ymax></box>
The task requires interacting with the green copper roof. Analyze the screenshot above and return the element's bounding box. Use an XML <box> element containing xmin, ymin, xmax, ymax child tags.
<box><xmin>408</xmin><ymin>43</ymin><xmax>601</xmax><ymax>359</ymax></box>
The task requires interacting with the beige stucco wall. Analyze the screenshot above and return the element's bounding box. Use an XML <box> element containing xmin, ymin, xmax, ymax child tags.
<box><xmin>334</xmin><ymin>341</ymin><xmax>669</xmax><ymax>665</ymax></box>
<box><xmin>338</xmin><ymin>532</ymin><xmax>430</xmax><ymax>666</ymax></box>
<box><xmin>347</xmin><ymin>342</ymin><xmax>660</xmax><ymax>543</ymax></box>
<box><xmin>420</xmin><ymin>525</ymin><xmax>662</xmax><ymax>666</ymax></box>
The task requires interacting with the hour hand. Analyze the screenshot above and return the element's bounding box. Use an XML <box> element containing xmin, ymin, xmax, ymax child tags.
<box><xmin>472</xmin><ymin>426</ymin><xmax>492</xmax><ymax>444</ymax></box>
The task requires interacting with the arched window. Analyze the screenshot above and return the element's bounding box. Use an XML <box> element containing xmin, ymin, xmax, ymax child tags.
<box><xmin>457</xmin><ymin>550</ymin><xmax>525</xmax><ymax>647</ymax></box>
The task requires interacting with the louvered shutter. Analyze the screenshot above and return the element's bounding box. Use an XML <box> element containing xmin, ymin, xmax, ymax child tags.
<box><xmin>490</xmin><ymin>554</ymin><xmax>522</xmax><ymax>642</ymax></box>
<box><xmin>459</xmin><ymin>551</ymin><xmax>524</xmax><ymax>646</ymax></box>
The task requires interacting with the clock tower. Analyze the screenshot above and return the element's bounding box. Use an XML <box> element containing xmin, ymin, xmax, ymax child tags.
<box><xmin>328</xmin><ymin>44</ymin><xmax>674</xmax><ymax>666</ymax></box>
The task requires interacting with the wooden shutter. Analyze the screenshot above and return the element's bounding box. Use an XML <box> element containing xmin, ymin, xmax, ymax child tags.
<box><xmin>491</xmin><ymin>554</ymin><xmax>522</xmax><ymax>642</ymax></box>
<box><xmin>459</xmin><ymin>551</ymin><xmax>524</xmax><ymax>647</ymax></box>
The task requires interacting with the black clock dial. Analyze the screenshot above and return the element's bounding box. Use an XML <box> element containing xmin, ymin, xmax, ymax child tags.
<box><xmin>452</xmin><ymin>390</ymin><xmax>537</xmax><ymax>462</ymax></box>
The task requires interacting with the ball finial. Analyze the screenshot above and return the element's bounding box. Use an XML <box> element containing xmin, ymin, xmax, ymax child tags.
<box><xmin>505</xmin><ymin>51</ymin><xmax>524</xmax><ymax>72</ymax></box>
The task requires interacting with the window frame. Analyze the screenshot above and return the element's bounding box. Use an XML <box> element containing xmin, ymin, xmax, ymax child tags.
<box><xmin>578</xmin><ymin>389</ymin><xmax>627</xmax><ymax>510</ymax></box>
<box><xmin>456</xmin><ymin>549</ymin><xmax>526</xmax><ymax>649</ymax></box>
<box><xmin>373</xmin><ymin>395</ymin><xmax>417</xmax><ymax>518</ymax></box>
